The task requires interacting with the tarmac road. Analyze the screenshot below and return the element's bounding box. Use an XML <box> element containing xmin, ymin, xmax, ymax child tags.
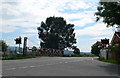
<box><xmin>2</xmin><ymin>57</ymin><xmax>120</xmax><ymax>76</ymax></box>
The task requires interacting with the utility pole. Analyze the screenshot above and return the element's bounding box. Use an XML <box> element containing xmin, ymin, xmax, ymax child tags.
<box><xmin>19</xmin><ymin>36</ymin><xmax>21</xmax><ymax>54</ymax></box>
<box><xmin>23</xmin><ymin>37</ymin><xmax>27</xmax><ymax>56</ymax></box>
<box><xmin>15</xmin><ymin>47</ymin><xmax>17</xmax><ymax>55</ymax></box>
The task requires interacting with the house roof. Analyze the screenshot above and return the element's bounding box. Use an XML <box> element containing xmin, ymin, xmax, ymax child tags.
<box><xmin>111</xmin><ymin>32</ymin><xmax>120</xmax><ymax>44</ymax></box>
<box><xmin>116</xmin><ymin>32</ymin><xmax>120</xmax><ymax>39</ymax></box>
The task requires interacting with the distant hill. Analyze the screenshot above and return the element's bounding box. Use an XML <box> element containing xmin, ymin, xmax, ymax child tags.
<box><xmin>80</xmin><ymin>52</ymin><xmax>93</xmax><ymax>55</ymax></box>
<box><xmin>64</xmin><ymin>50</ymin><xmax>74</xmax><ymax>55</ymax></box>
<box><xmin>7</xmin><ymin>46</ymin><xmax>22</xmax><ymax>52</ymax></box>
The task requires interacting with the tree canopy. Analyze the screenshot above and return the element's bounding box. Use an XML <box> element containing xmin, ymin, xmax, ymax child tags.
<box><xmin>37</xmin><ymin>16</ymin><xmax>76</xmax><ymax>49</ymax></box>
<box><xmin>0</xmin><ymin>40</ymin><xmax>8</xmax><ymax>52</ymax></box>
<box><xmin>91</xmin><ymin>41</ymin><xmax>102</xmax><ymax>56</ymax></box>
<box><xmin>72</xmin><ymin>46</ymin><xmax>80</xmax><ymax>55</ymax></box>
<box><xmin>95</xmin><ymin>2</ymin><xmax>120</xmax><ymax>27</ymax></box>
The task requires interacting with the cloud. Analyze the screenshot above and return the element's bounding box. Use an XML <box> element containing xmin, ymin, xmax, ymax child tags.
<box><xmin>70</xmin><ymin>18</ymin><xmax>95</xmax><ymax>27</ymax></box>
<box><xmin>76</xmin><ymin>37</ymin><xmax>93</xmax><ymax>52</ymax></box>
<box><xmin>74</xmin><ymin>23</ymin><xmax>113</xmax><ymax>37</ymax></box>
<box><xmin>0</xmin><ymin>25</ymin><xmax>17</xmax><ymax>33</ymax></box>
<box><xmin>90</xmin><ymin>37</ymin><xmax>111</xmax><ymax>40</ymax></box>
<box><xmin>20</xmin><ymin>34</ymin><xmax>34</xmax><ymax>38</ymax></box>
<box><xmin>2</xmin><ymin>17</ymin><xmax>41</xmax><ymax>32</ymax></box>
<box><xmin>78</xmin><ymin>45</ymin><xmax>91</xmax><ymax>52</ymax></box>
<box><xmin>25</xmin><ymin>29</ymin><xmax>38</xmax><ymax>33</ymax></box>
<box><xmin>3</xmin><ymin>0</ymin><xmax>94</xmax><ymax>27</ymax></box>
<box><xmin>2</xmin><ymin>3</ymin><xmax>21</xmax><ymax>16</ymax></box>
<box><xmin>1</xmin><ymin>0</ymin><xmax>96</xmax><ymax>33</ymax></box>
<box><xmin>2</xmin><ymin>0</ymin><xmax>110</xmax><ymax>52</ymax></box>
<box><xmin>74</xmin><ymin>23</ymin><xmax>115</xmax><ymax>52</ymax></box>
<box><xmin>59</xmin><ymin>0</ymin><xmax>91</xmax><ymax>10</ymax></box>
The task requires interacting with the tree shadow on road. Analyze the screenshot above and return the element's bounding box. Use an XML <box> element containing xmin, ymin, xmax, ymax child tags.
<box><xmin>98</xmin><ymin>64</ymin><xmax>120</xmax><ymax>76</ymax></box>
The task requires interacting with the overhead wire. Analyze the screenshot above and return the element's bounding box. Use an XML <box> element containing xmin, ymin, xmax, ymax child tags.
<box><xmin>27</xmin><ymin>38</ymin><xmax>40</xmax><ymax>46</ymax></box>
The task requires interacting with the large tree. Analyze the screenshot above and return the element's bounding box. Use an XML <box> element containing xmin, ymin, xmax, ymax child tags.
<box><xmin>91</xmin><ymin>41</ymin><xmax>102</xmax><ymax>56</ymax></box>
<box><xmin>37</xmin><ymin>16</ymin><xmax>76</xmax><ymax>49</ymax></box>
<box><xmin>0</xmin><ymin>40</ymin><xmax>8</xmax><ymax>52</ymax></box>
<box><xmin>72</xmin><ymin>46</ymin><xmax>80</xmax><ymax>55</ymax></box>
<box><xmin>95</xmin><ymin>2</ymin><xmax>120</xmax><ymax>27</ymax></box>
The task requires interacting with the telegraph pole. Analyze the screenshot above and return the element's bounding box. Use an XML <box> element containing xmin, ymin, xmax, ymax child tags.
<box><xmin>23</xmin><ymin>37</ymin><xmax>27</xmax><ymax>56</ymax></box>
<box><xmin>18</xmin><ymin>36</ymin><xmax>21</xmax><ymax>53</ymax></box>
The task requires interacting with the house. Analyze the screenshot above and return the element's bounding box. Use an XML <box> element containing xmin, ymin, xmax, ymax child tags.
<box><xmin>99</xmin><ymin>27</ymin><xmax>120</xmax><ymax>60</ymax></box>
<box><xmin>109</xmin><ymin>30</ymin><xmax>120</xmax><ymax>60</ymax></box>
<box><xmin>111</xmin><ymin>32</ymin><xmax>120</xmax><ymax>44</ymax></box>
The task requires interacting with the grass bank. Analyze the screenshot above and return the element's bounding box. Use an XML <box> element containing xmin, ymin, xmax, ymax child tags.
<box><xmin>2</xmin><ymin>54</ymin><xmax>36</xmax><ymax>60</ymax></box>
<box><xmin>98</xmin><ymin>58</ymin><xmax>120</xmax><ymax>64</ymax></box>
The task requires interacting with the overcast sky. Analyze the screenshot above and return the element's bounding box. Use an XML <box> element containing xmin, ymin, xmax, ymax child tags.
<box><xmin>1</xmin><ymin>0</ymin><xmax>116</xmax><ymax>52</ymax></box>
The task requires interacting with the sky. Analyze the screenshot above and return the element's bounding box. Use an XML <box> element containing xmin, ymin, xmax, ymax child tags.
<box><xmin>1</xmin><ymin>0</ymin><xmax>117</xmax><ymax>52</ymax></box>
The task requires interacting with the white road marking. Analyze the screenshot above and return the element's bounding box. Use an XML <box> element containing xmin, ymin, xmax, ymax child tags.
<box><xmin>68</xmin><ymin>61</ymin><xmax>72</xmax><ymax>63</ymax></box>
<box><xmin>6</xmin><ymin>68</ymin><xmax>16</xmax><ymax>70</ymax></box>
<box><xmin>38</xmin><ymin>65</ymin><xmax>44</xmax><ymax>66</ymax></box>
<box><xmin>46</xmin><ymin>64</ymin><xmax>53</xmax><ymax>65</ymax></box>
<box><xmin>53</xmin><ymin>63</ymin><xmax>59</xmax><ymax>65</ymax></box>
<box><xmin>20</xmin><ymin>66</ymin><xmax>28</xmax><ymax>69</ymax></box>
<box><xmin>0</xmin><ymin>75</ymin><xmax>2</xmax><ymax>78</ymax></box>
<box><xmin>59</xmin><ymin>62</ymin><xmax>63</xmax><ymax>63</ymax></box>
<box><xmin>62</xmin><ymin>58</ymin><xmax>72</xmax><ymax>59</ymax></box>
<box><xmin>65</xmin><ymin>62</ymin><xmax>68</xmax><ymax>63</ymax></box>
<box><xmin>30</xmin><ymin>66</ymin><xmax>35</xmax><ymax>67</ymax></box>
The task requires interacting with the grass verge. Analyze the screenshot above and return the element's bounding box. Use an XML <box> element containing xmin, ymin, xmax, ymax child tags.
<box><xmin>98</xmin><ymin>58</ymin><xmax>120</xmax><ymax>64</ymax></box>
<box><xmin>2</xmin><ymin>54</ymin><xmax>36</xmax><ymax>60</ymax></box>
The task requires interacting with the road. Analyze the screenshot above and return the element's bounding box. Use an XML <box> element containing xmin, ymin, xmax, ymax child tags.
<box><xmin>2</xmin><ymin>57</ymin><xmax>120</xmax><ymax>76</ymax></box>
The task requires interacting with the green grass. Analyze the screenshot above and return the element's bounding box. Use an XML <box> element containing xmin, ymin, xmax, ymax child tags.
<box><xmin>2</xmin><ymin>54</ymin><xmax>36</xmax><ymax>60</ymax></box>
<box><xmin>98</xmin><ymin>58</ymin><xmax>120</xmax><ymax>64</ymax></box>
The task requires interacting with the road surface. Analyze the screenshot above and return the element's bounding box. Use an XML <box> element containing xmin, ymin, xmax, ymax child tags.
<box><xmin>2</xmin><ymin>57</ymin><xmax>120</xmax><ymax>76</ymax></box>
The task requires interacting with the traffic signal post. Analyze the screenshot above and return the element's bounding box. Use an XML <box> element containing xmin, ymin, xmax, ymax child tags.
<box><xmin>15</xmin><ymin>36</ymin><xmax>22</xmax><ymax>54</ymax></box>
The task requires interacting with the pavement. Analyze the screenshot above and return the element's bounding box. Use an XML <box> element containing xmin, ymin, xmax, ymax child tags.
<box><xmin>2</xmin><ymin>57</ymin><xmax>120</xmax><ymax>76</ymax></box>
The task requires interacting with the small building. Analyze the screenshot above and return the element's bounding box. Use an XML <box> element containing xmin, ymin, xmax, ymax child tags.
<box><xmin>111</xmin><ymin>32</ymin><xmax>120</xmax><ymax>43</ymax></box>
<box><xmin>109</xmin><ymin>31</ymin><xmax>120</xmax><ymax>60</ymax></box>
<box><xmin>99</xmin><ymin>27</ymin><xmax>120</xmax><ymax>60</ymax></box>
<box><xmin>100</xmin><ymin>49</ymin><xmax>108</xmax><ymax>59</ymax></box>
